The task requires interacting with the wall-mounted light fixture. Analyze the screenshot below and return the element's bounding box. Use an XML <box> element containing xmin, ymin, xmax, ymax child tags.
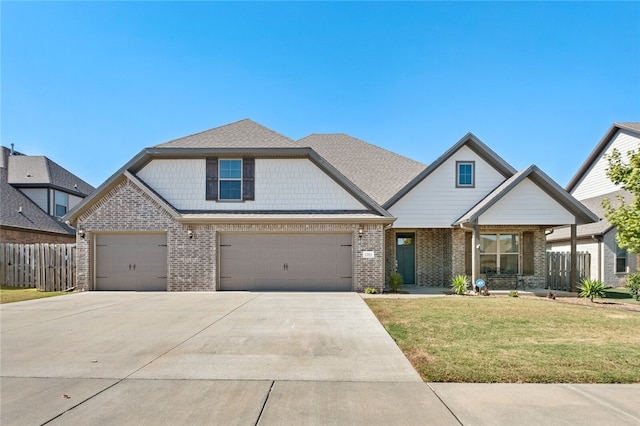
<box><xmin>78</xmin><ymin>228</ymin><xmax>86</xmax><ymax>239</ymax></box>
<box><xmin>358</xmin><ymin>225</ymin><xmax>363</xmax><ymax>239</ymax></box>
<box><xmin>188</xmin><ymin>226</ymin><xmax>193</xmax><ymax>239</ymax></box>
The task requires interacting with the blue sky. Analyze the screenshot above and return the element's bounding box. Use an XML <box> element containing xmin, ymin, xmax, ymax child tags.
<box><xmin>2</xmin><ymin>1</ymin><xmax>639</xmax><ymax>189</ymax></box>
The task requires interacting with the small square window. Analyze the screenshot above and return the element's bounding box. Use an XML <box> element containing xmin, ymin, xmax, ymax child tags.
<box><xmin>456</xmin><ymin>161</ymin><xmax>475</xmax><ymax>188</ymax></box>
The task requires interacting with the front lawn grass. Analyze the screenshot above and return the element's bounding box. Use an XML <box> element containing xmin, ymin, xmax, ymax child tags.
<box><xmin>0</xmin><ymin>285</ymin><xmax>70</xmax><ymax>304</ymax></box>
<box><xmin>366</xmin><ymin>297</ymin><xmax>640</xmax><ymax>383</ymax></box>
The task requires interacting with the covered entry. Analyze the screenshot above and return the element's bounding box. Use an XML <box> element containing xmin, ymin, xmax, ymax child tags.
<box><xmin>219</xmin><ymin>233</ymin><xmax>352</xmax><ymax>291</ymax></box>
<box><xmin>95</xmin><ymin>233</ymin><xmax>167</xmax><ymax>291</ymax></box>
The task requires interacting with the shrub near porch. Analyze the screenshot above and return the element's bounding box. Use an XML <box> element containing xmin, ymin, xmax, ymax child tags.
<box><xmin>366</xmin><ymin>297</ymin><xmax>640</xmax><ymax>383</ymax></box>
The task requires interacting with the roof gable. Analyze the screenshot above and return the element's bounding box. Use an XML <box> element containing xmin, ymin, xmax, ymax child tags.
<box><xmin>455</xmin><ymin>165</ymin><xmax>598</xmax><ymax>226</ymax></box>
<box><xmin>298</xmin><ymin>133</ymin><xmax>426</xmax><ymax>205</ymax></box>
<box><xmin>66</xmin><ymin>123</ymin><xmax>394</xmax><ymax>223</ymax></box>
<box><xmin>566</xmin><ymin>122</ymin><xmax>640</xmax><ymax>194</ymax></box>
<box><xmin>384</xmin><ymin>133</ymin><xmax>516</xmax><ymax>209</ymax></box>
<box><xmin>155</xmin><ymin>119</ymin><xmax>300</xmax><ymax>149</ymax></box>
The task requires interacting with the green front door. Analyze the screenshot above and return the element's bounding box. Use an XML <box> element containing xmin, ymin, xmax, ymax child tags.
<box><xmin>396</xmin><ymin>233</ymin><xmax>415</xmax><ymax>285</ymax></box>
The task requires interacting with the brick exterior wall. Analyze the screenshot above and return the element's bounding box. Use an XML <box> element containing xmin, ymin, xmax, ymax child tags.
<box><xmin>76</xmin><ymin>176</ymin><xmax>386</xmax><ymax>292</ymax></box>
<box><xmin>386</xmin><ymin>228</ymin><xmax>454</xmax><ymax>287</ymax></box>
<box><xmin>0</xmin><ymin>227</ymin><xmax>75</xmax><ymax>244</ymax></box>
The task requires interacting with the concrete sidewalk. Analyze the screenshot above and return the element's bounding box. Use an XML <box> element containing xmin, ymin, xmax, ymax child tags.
<box><xmin>1</xmin><ymin>292</ymin><xmax>639</xmax><ymax>425</ymax></box>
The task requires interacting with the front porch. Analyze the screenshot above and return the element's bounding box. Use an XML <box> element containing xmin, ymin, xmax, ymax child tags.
<box><xmin>385</xmin><ymin>226</ymin><xmax>548</xmax><ymax>290</ymax></box>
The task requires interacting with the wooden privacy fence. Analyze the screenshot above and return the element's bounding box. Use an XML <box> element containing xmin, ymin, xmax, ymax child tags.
<box><xmin>0</xmin><ymin>243</ymin><xmax>76</xmax><ymax>291</ymax></box>
<box><xmin>546</xmin><ymin>251</ymin><xmax>590</xmax><ymax>292</ymax></box>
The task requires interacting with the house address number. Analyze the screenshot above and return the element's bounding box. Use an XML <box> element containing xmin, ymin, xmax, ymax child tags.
<box><xmin>362</xmin><ymin>251</ymin><xmax>375</xmax><ymax>259</ymax></box>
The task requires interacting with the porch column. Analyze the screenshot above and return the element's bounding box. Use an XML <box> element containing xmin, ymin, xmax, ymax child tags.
<box><xmin>570</xmin><ymin>224</ymin><xmax>577</xmax><ymax>292</ymax></box>
<box><xmin>472</xmin><ymin>221</ymin><xmax>480</xmax><ymax>290</ymax></box>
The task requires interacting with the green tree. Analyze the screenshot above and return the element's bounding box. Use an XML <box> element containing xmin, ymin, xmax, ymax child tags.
<box><xmin>602</xmin><ymin>145</ymin><xmax>640</xmax><ymax>255</ymax></box>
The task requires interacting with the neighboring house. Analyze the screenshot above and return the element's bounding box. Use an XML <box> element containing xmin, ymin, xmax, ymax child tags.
<box><xmin>547</xmin><ymin>122</ymin><xmax>640</xmax><ymax>286</ymax></box>
<box><xmin>65</xmin><ymin>119</ymin><xmax>596</xmax><ymax>292</ymax></box>
<box><xmin>0</xmin><ymin>145</ymin><xmax>95</xmax><ymax>244</ymax></box>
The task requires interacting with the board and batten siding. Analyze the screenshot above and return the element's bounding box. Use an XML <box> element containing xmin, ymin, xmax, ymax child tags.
<box><xmin>572</xmin><ymin>129</ymin><xmax>640</xmax><ymax>200</ymax></box>
<box><xmin>136</xmin><ymin>158</ymin><xmax>367</xmax><ymax>211</ymax></box>
<box><xmin>390</xmin><ymin>145</ymin><xmax>507</xmax><ymax>228</ymax></box>
<box><xmin>478</xmin><ymin>179</ymin><xmax>575</xmax><ymax>225</ymax></box>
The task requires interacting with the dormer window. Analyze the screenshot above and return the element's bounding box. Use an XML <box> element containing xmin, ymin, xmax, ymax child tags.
<box><xmin>456</xmin><ymin>161</ymin><xmax>475</xmax><ymax>188</ymax></box>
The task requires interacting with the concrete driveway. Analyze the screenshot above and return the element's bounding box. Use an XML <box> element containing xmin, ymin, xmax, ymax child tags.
<box><xmin>0</xmin><ymin>292</ymin><xmax>458</xmax><ymax>425</ymax></box>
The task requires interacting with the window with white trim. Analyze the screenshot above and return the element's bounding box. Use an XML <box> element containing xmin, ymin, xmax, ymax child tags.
<box><xmin>616</xmin><ymin>245</ymin><xmax>628</xmax><ymax>274</ymax></box>
<box><xmin>219</xmin><ymin>159</ymin><xmax>242</xmax><ymax>200</ymax></box>
<box><xmin>480</xmin><ymin>233</ymin><xmax>519</xmax><ymax>274</ymax></box>
<box><xmin>456</xmin><ymin>161</ymin><xmax>475</xmax><ymax>188</ymax></box>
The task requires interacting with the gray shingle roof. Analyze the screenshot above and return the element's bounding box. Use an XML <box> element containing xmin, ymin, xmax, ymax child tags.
<box><xmin>0</xmin><ymin>147</ymin><xmax>75</xmax><ymax>236</ymax></box>
<box><xmin>298</xmin><ymin>134</ymin><xmax>426</xmax><ymax>205</ymax></box>
<box><xmin>546</xmin><ymin>189</ymin><xmax>630</xmax><ymax>241</ymax></box>
<box><xmin>7</xmin><ymin>153</ymin><xmax>94</xmax><ymax>196</ymax></box>
<box><xmin>155</xmin><ymin>119</ymin><xmax>300</xmax><ymax>149</ymax></box>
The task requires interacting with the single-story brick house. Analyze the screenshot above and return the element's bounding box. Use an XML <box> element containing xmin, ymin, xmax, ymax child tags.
<box><xmin>65</xmin><ymin>119</ymin><xmax>597</xmax><ymax>292</ymax></box>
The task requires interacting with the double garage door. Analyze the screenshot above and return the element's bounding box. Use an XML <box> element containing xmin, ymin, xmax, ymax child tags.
<box><xmin>94</xmin><ymin>232</ymin><xmax>353</xmax><ymax>291</ymax></box>
<box><xmin>220</xmin><ymin>233</ymin><xmax>353</xmax><ymax>291</ymax></box>
<box><xmin>95</xmin><ymin>233</ymin><xmax>167</xmax><ymax>291</ymax></box>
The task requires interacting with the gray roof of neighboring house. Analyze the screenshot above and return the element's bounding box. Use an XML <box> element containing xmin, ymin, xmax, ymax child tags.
<box><xmin>546</xmin><ymin>189</ymin><xmax>630</xmax><ymax>241</ymax></box>
<box><xmin>454</xmin><ymin>165</ymin><xmax>599</xmax><ymax>227</ymax></box>
<box><xmin>566</xmin><ymin>122</ymin><xmax>640</xmax><ymax>193</ymax></box>
<box><xmin>0</xmin><ymin>147</ymin><xmax>76</xmax><ymax>236</ymax></box>
<box><xmin>7</xmin><ymin>151</ymin><xmax>94</xmax><ymax>196</ymax></box>
<box><xmin>298</xmin><ymin>133</ymin><xmax>426</xmax><ymax>205</ymax></box>
<box><xmin>155</xmin><ymin>119</ymin><xmax>300</xmax><ymax>149</ymax></box>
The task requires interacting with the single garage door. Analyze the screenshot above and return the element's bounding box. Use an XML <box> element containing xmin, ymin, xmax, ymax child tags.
<box><xmin>95</xmin><ymin>233</ymin><xmax>167</xmax><ymax>291</ymax></box>
<box><xmin>220</xmin><ymin>233</ymin><xmax>352</xmax><ymax>291</ymax></box>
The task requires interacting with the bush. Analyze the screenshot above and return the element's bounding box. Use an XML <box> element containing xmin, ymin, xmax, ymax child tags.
<box><xmin>389</xmin><ymin>273</ymin><xmax>403</xmax><ymax>293</ymax></box>
<box><xmin>364</xmin><ymin>287</ymin><xmax>377</xmax><ymax>294</ymax></box>
<box><xmin>627</xmin><ymin>272</ymin><xmax>640</xmax><ymax>301</ymax></box>
<box><xmin>578</xmin><ymin>278</ymin><xmax>606</xmax><ymax>302</ymax></box>
<box><xmin>451</xmin><ymin>275</ymin><xmax>469</xmax><ymax>295</ymax></box>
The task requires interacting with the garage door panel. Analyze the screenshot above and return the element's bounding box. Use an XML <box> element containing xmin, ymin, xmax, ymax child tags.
<box><xmin>95</xmin><ymin>233</ymin><xmax>167</xmax><ymax>291</ymax></box>
<box><xmin>220</xmin><ymin>233</ymin><xmax>352</xmax><ymax>291</ymax></box>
